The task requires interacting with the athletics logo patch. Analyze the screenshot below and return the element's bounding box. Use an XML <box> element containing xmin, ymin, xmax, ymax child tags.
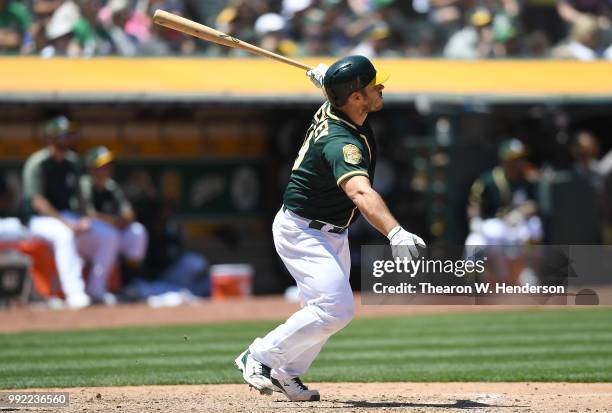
<box><xmin>342</xmin><ymin>144</ymin><xmax>362</xmax><ymax>165</ymax></box>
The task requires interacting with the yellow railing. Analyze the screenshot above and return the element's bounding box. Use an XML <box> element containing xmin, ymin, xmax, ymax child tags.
<box><xmin>1</xmin><ymin>58</ymin><xmax>612</xmax><ymax>96</ymax></box>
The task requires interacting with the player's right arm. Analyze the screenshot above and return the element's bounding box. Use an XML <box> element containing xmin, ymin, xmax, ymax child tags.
<box><xmin>322</xmin><ymin>133</ymin><xmax>425</xmax><ymax>259</ymax></box>
<box><xmin>341</xmin><ymin>175</ymin><xmax>398</xmax><ymax>236</ymax></box>
<box><xmin>31</xmin><ymin>195</ymin><xmax>59</xmax><ymax>219</ymax></box>
<box><xmin>341</xmin><ymin>176</ymin><xmax>425</xmax><ymax>259</ymax></box>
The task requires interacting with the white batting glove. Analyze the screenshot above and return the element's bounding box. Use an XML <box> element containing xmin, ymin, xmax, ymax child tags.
<box><xmin>388</xmin><ymin>226</ymin><xmax>426</xmax><ymax>261</ymax></box>
<box><xmin>306</xmin><ymin>63</ymin><xmax>328</xmax><ymax>89</ymax></box>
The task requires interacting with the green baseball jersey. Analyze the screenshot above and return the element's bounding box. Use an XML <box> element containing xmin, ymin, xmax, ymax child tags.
<box><xmin>80</xmin><ymin>175</ymin><xmax>131</xmax><ymax>216</ymax></box>
<box><xmin>469</xmin><ymin>166</ymin><xmax>537</xmax><ymax>219</ymax></box>
<box><xmin>283</xmin><ymin>101</ymin><xmax>377</xmax><ymax>227</ymax></box>
<box><xmin>22</xmin><ymin>148</ymin><xmax>82</xmax><ymax>219</ymax></box>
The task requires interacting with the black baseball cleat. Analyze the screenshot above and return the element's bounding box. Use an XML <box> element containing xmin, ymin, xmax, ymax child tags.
<box><xmin>234</xmin><ymin>349</ymin><xmax>274</xmax><ymax>395</ymax></box>
<box><xmin>271</xmin><ymin>376</ymin><xmax>320</xmax><ymax>401</ymax></box>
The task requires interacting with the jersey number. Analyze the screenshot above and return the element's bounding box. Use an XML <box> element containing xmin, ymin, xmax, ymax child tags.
<box><xmin>292</xmin><ymin>120</ymin><xmax>328</xmax><ymax>170</ymax></box>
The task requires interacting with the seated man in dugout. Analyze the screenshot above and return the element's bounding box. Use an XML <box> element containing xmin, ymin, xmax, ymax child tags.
<box><xmin>465</xmin><ymin>138</ymin><xmax>543</xmax><ymax>284</ymax></box>
<box><xmin>23</xmin><ymin>117</ymin><xmax>120</xmax><ymax>308</ymax></box>
<box><xmin>80</xmin><ymin>146</ymin><xmax>149</xmax><ymax>288</ymax></box>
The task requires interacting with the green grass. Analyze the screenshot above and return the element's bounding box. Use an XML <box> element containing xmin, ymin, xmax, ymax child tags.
<box><xmin>1</xmin><ymin>308</ymin><xmax>611</xmax><ymax>388</ymax></box>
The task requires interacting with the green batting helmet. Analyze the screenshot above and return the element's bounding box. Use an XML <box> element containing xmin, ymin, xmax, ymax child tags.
<box><xmin>85</xmin><ymin>146</ymin><xmax>115</xmax><ymax>169</ymax></box>
<box><xmin>323</xmin><ymin>55</ymin><xmax>390</xmax><ymax>108</ymax></box>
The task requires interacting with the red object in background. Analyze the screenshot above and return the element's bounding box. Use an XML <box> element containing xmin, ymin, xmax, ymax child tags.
<box><xmin>0</xmin><ymin>238</ymin><xmax>62</xmax><ymax>298</ymax></box>
<box><xmin>210</xmin><ymin>264</ymin><xmax>253</xmax><ymax>300</ymax></box>
<box><xmin>0</xmin><ymin>239</ymin><xmax>121</xmax><ymax>299</ymax></box>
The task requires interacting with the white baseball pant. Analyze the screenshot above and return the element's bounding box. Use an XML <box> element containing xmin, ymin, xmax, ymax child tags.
<box><xmin>29</xmin><ymin>211</ymin><xmax>120</xmax><ymax>301</ymax></box>
<box><xmin>249</xmin><ymin>208</ymin><xmax>354</xmax><ymax>379</ymax></box>
<box><xmin>117</xmin><ymin>222</ymin><xmax>148</xmax><ymax>262</ymax></box>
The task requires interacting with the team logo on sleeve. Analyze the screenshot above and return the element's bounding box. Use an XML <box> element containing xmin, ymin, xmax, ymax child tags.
<box><xmin>342</xmin><ymin>144</ymin><xmax>362</xmax><ymax>165</ymax></box>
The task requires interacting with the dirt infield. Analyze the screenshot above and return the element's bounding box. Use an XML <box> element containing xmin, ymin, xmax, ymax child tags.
<box><xmin>26</xmin><ymin>382</ymin><xmax>611</xmax><ymax>413</ymax></box>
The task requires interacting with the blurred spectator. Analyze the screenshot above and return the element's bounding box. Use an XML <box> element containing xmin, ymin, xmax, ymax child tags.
<box><xmin>557</xmin><ymin>0</ymin><xmax>612</xmax><ymax>30</ymax></box>
<box><xmin>521</xmin><ymin>0</ymin><xmax>565</xmax><ymax>47</ymax></box>
<box><xmin>372</xmin><ymin>0</ymin><xmax>417</xmax><ymax>54</ymax></box>
<box><xmin>569</xmin><ymin>132</ymin><xmax>606</xmax><ymax>243</ymax></box>
<box><xmin>570</xmin><ymin>130</ymin><xmax>604</xmax><ymax>193</ymax></box>
<box><xmin>413</xmin><ymin>0</ymin><xmax>465</xmax><ymax>49</ymax></box>
<box><xmin>74</xmin><ymin>0</ymin><xmax>105</xmax><ymax>56</ymax></box>
<box><xmin>98</xmin><ymin>0</ymin><xmax>139</xmax><ymax>56</ymax></box>
<box><xmin>491</xmin><ymin>13</ymin><xmax>521</xmax><ymax>57</ymax></box>
<box><xmin>0</xmin><ymin>0</ymin><xmax>33</xmax><ymax>53</ymax></box>
<box><xmin>254</xmin><ymin>12</ymin><xmax>288</xmax><ymax>54</ymax></box>
<box><xmin>40</xmin><ymin>0</ymin><xmax>81</xmax><ymax>57</ymax></box>
<box><xmin>81</xmin><ymin>146</ymin><xmax>149</xmax><ymax>286</ymax></box>
<box><xmin>281</xmin><ymin>0</ymin><xmax>311</xmax><ymax>43</ymax></box>
<box><xmin>542</xmin><ymin>130</ymin><xmax>606</xmax><ymax>244</ymax></box>
<box><xmin>214</xmin><ymin>0</ymin><xmax>264</xmax><ymax>56</ymax></box>
<box><xmin>296</xmin><ymin>7</ymin><xmax>330</xmax><ymax>55</ymax></box>
<box><xmin>149</xmin><ymin>0</ymin><xmax>196</xmax><ymax>54</ymax></box>
<box><xmin>31</xmin><ymin>0</ymin><xmax>60</xmax><ymax>52</ymax></box>
<box><xmin>22</xmin><ymin>116</ymin><xmax>120</xmax><ymax>308</ymax></box>
<box><xmin>605</xmin><ymin>42</ymin><xmax>612</xmax><ymax>58</ymax></box>
<box><xmin>444</xmin><ymin>7</ymin><xmax>496</xmax><ymax>59</ymax></box>
<box><xmin>525</xmin><ymin>30</ymin><xmax>551</xmax><ymax>57</ymax></box>
<box><xmin>350</xmin><ymin>21</ymin><xmax>402</xmax><ymax>57</ymax></box>
<box><xmin>551</xmin><ymin>13</ymin><xmax>600</xmax><ymax>60</ymax></box>
<box><xmin>33</xmin><ymin>0</ymin><xmax>64</xmax><ymax>17</ymax></box>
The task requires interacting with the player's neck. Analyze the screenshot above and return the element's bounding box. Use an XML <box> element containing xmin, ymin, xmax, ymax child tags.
<box><xmin>93</xmin><ymin>178</ymin><xmax>106</xmax><ymax>190</ymax></box>
<box><xmin>341</xmin><ymin>106</ymin><xmax>368</xmax><ymax>126</ymax></box>
<box><xmin>48</xmin><ymin>145</ymin><xmax>66</xmax><ymax>162</ymax></box>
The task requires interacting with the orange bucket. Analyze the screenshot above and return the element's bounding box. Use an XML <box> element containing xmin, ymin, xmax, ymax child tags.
<box><xmin>210</xmin><ymin>264</ymin><xmax>253</xmax><ymax>300</ymax></box>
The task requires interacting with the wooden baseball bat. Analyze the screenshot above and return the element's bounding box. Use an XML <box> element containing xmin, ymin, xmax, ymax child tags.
<box><xmin>153</xmin><ymin>10</ymin><xmax>313</xmax><ymax>71</ymax></box>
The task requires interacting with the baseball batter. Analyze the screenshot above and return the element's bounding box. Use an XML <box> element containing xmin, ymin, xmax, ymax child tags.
<box><xmin>235</xmin><ymin>56</ymin><xmax>426</xmax><ymax>401</ymax></box>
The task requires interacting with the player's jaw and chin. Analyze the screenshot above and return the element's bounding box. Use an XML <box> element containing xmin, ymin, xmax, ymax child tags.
<box><xmin>364</xmin><ymin>84</ymin><xmax>385</xmax><ymax>113</ymax></box>
<box><xmin>50</xmin><ymin>136</ymin><xmax>72</xmax><ymax>152</ymax></box>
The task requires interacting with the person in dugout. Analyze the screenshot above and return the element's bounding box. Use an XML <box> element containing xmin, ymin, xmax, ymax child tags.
<box><xmin>23</xmin><ymin>117</ymin><xmax>120</xmax><ymax>308</ymax></box>
<box><xmin>80</xmin><ymin>146</ymin><xmax>149</xmax><ymax>289</ymax></box>
<box><xmin>465</xmin><ymin>138</ymin><xmax>543</xmax><ymax>284</ymax></box>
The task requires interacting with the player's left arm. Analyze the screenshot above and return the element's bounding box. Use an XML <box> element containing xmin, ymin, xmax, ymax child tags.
<box><xmin>111</xmin><ymin>181</ymin><xmax>135</xmax><ymax>224</ymax></box>
<box><xmin>98</xmin><ymin>183</ymin><xmax>135</xmax><ymax>229</ymax></box>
